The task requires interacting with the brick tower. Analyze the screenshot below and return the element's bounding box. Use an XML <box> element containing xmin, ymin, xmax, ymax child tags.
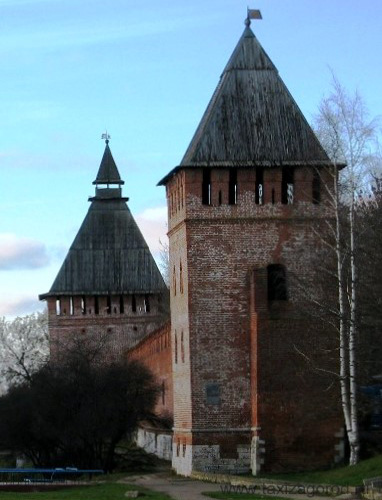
<box><xmin>159</xmin><ymin>19</ymin><xmax>342</xmax><ymax>475</ymax></box>
<box><xmin>40</xmin><ymin>138</ymin><xmax>169</xmax><ymax>357</ymax></box>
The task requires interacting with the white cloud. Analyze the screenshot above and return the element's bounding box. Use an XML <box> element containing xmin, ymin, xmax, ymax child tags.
<box><xmin>135</xmin><ymin>206</ymin><xmax>168</xmax><ymax>256</ymax></box>
<box><xmin>0</xmin><ymin>295</ymin><xmax>45</xmax><ymax>318</ymax></box>
<box><xmin>0</xmin><ymin>233</ymin><xmax>50</xmax><ymax>270</ymax></box>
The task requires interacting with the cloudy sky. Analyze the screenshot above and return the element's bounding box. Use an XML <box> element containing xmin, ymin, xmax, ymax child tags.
<box><xmin>1</xmin><ymin>0</ymin><xmax>381</xmax><ymax>318</ymax></box>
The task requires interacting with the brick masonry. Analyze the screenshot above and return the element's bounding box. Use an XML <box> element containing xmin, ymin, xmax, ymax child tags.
<box><xmin>163</xmin><ymin>165</ymin><xmax>343</xmax><ymax>475</ymax></box>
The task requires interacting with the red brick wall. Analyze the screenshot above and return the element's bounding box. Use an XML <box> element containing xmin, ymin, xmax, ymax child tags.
<box><xmin>166</xmin><ymin>165</ymin><xmax>342</xmax><ymax>472</ymax></box>
<box><xmin>47</xmin><ymin>293</ymin><xmax>169</xmax><ymax>361</ymax></box>
<box><xmin>128</xmin><ymin>322</ymin><xmax>173</xmax><ymax>419</ymax></box>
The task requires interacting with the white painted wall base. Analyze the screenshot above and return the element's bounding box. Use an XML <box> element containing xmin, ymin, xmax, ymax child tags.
<box><xmin>172</xmin><ymin>444</ymin><xmax>251</xmax><ymax>476</ymax></box>
<box><xmin>136</xmin><ymin>427</ymin><xmax>172</xmax><ymax>461</ymax></box>
<box><xmin>250</xmin><ymin>436</ymin><xmax>265</xmax><ymax>475</ymax></box>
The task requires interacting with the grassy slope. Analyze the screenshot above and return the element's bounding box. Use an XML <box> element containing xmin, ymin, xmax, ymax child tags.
<box><xmin>259</xmin><ymin>454</ymin><xmax>382</xmax><ymax>486</ymax></box>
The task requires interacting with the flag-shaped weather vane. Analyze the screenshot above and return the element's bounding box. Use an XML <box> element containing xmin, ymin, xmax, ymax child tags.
<box><xmin>245</xmin><ymin>7</ymin><xmax>262</xmax><ymax>27</ymax></box>
<box><xmin>102</xmin><ymin>131</ymin><xmax>110</xmax><ymax>144</ymax></box>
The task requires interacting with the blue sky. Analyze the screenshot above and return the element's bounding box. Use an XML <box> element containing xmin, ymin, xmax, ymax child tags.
<box><xmin>1</xmin><ymin>0</ymin><xmax>381</xmax><ymax>318</ymax></box>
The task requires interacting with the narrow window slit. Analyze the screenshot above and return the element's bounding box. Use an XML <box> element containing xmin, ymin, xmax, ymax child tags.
<box><xmin>94</xmin><ymin>296</ymin><xmax>99</xmax><ymax>315</ymax></box>
<box><xmin>255</xmin><ymin>167</ymin><xmax>264</xmax><ymax>205</ymax></box>
<box><xmin>228</xmin><ymin>169</ymin><xmax>237</xmax><ymax>205</ymax></box>
<box><xmin>202</xmin><ymin>168</ymin><xmax>212</xmax><ymax>205</ymax></box>
<box><xmin>282</xmin><ymin>167</ymin><xmax>294</xmax><ymax>205</ymax></box>
<box><xmin>312</xmin><ymin>170</ymin><xmax>321</xmax><ymax>204</ymax></box>
<box><xmin>119</xmin><ymin>295</ymin><xmax>124</xmax><ymax>314</ymax></box>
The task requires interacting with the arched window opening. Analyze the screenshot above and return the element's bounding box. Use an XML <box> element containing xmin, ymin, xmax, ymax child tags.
<box><xmin>267</xmin><ymin>264</ymin><xmax>288</xmax><ymax>301</ymax></box>
<box><xmin>106</xmin><ymin>295</ymin><xmax>111</xmax><ymax>314</ymax></box>
<box><xmin>69</xmin><ymin>296</ymin><xmax>74</xmax><ymax>316</ymax></box>
<box><xmin>202</xmin><ymin>168</ymin><xmax>212</xmax><ymax>205</ymax></box>
<box><xmin>271</xmin><ymin>188</ymin><xmax>275</xmax><ymax>205</ymax></box>
<box><xmin>94</xmin><ymin>296</ymin><xmax>99</xmax><ymax>315</ymax></box>
<box><xmin>282</xmin><ymin>167</ymin><xmax>294</xmax><ymax>205</ymax></box>
<box><xmin>228</xmin><ymin>169</ymin><xmax>238</xmax><ymax>205</ymax></box>
<box><xmin>255</xmin><ymin>167</ymin><xmax>264</xmax><ymax>205</ymax></box>
<box><xmin>132</xmin><ymin>295</ymin><xmax>137</xmax><ymax>313</ymax></box>
<box><xmin>312</xmin><ymin>170</ymin><xmax>321</xmax><ymax>204</ymax></box>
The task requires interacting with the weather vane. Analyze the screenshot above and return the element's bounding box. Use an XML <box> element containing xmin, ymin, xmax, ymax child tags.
<box><xmin>245</xmin><ymin>7</ymin><xmax>262</xmax><ymax>27</ymax></box>
<box><xmin>101</xmin><ymin>131</ymin><xmax>110</xmax><ymax>144</ymax></box>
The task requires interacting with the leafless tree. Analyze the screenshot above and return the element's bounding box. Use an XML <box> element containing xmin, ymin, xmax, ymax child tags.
<box><xmin>0</xmin><ymin>311</ymin><xmax>49</xmax><ymax>390</ymax></box>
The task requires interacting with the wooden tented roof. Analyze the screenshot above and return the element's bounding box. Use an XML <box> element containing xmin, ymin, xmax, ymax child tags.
<box><xmin>40</xmin><ymin>145</ymin><xmax>167</xmax><ymax>298</ymax></box>
<box><xmin>93</xmin><ymin>143</ymin><xmax>124</xmax><ymax>185</ymax></box>
<box><xmin>158</xmin><ymin>25</ymin><xmax>330</xmax><ymax>185</ymax></box>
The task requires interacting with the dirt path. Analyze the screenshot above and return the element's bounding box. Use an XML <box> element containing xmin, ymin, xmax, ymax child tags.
<box><xmin>121</xmin><ymin>472</ymin><xmax>219</xmax><ymax>500</ymax></box>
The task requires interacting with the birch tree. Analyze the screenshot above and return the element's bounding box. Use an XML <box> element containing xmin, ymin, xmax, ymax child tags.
<box><xmin>313</xmin><ymin>76</ymin><xmax>381</xmax><ymax>465</ymax></box>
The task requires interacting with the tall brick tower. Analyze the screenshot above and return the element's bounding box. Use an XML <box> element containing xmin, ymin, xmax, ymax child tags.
<box><xmin>40</xmin><ymin>138</ymin><xmax>169</xmax><ymax>357</ymax></box>
<box><xmin>159</xmin><ymin>18</ymin><xmax>342</xmax><ymax>475</ymax></box>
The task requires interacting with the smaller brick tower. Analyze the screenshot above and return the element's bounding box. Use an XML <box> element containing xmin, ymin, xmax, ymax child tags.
<box><xmin>40</xmin><ymin>138</ymin><xmax>169</xmax><ymax>357</ymax></box>
<box><xmin>159</xmin><ymin>18</ymin><xmax>342</xmax><ymax>475</ymax></box>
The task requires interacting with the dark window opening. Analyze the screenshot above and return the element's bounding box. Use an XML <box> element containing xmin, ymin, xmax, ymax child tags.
<box><xmin>267</xmin><ymin>264</ymin><xmax>288</xmax><ymax>301</ymax></box>
<box><xmin>132</xmin><ymin>295</ymin><xmax>137</xmax><ymax>313</ymax></box>
<box><xmin>228</xmin><ymin>169</ymin><xmax>238</xmax><ymax>205</ymax></box>
<box><xmin>255</xmin><ymin>167</ymin><xmax>264</xmax><ymax>205</ymax></box>
<box><xmin>206</xmin><ymin>383</ymin><xmax>221</xmax><ymax>405</ymax></box>
<box><xmin>181</xmin><ymin>331</ymin><xmax>185</xmax><ymax>362</ymax></box>
<box><xmin>106</xmin><ymin>295</ymin><xmax>111</xmax><ymax>314</ymax></box>
<box><xmin>282</xmin><ymin>167</ymin><xmax>294</xmax><ymax>205</ymax></box>
<box><xmin>176</xmin><ymin>439</ymin><xmax>180</xmax><ymax>457</ymax></box>
<box><xmin>56</xmin><ymin>297</ymin><xmax>61</xmax><ymax>316</ymax></box>
<box><xmin>113</xmin><ymin>306</ymin><xmax>117</xmax><ymax>313</ymax></box>
<box><xmin>182</xmin><ymin>443</ymin><xmax>186</xmax><ymax>457</ymax></box>
<box><xmin>133</xmin><ymin>326</ymin><xmax>138</xmax><ymax>331</ymax></box>
<box><xmin>175</xmin><ymin>331</ymin><xmax>178</xmax><ymax>364</ymax></box>
<box><xmin>144</xmin><ymin>295</ymin><xmax>150</xmax><ymax>313</ymax></box>
<box><xmin>180</xmin><ymin>261</ymin><xmax>184</xmax><ymax>294</ymax></box>
<box><xmin>94</xmin><ymin>296</ymin><xmax>99</xmax><ymax>315</ymax></box>
<box><xmin>312</xmin><ymin>170</ymin><xmax>321</xmax><ymax>204</ymax></box>
<box><xmin>119</xmin><ymin>295</ymin><xmax>124</xmax><ymax>314</ymax></box>
<box><xmin>81</xmin><ymin>296</ymin><xmax>86</xmax><ymax>315</ymax></box>
<box><xmin>173</xmin><ymin>266</ymin><xmax>177</xmax><ymax>296</ymax></box>
<box><xmin>218</xmin><ymin>190</ymin><xmax>222</xmax><ymax>205</ymax></box>
<box><xmin>271</xmin><ymin>188</ymin><xmax>275</xmax><ymax>204</ymax></box>
<box><xmin>202</xmin><ymin>168</ymin><xmax>211</xmax><ymax>205</ymax></box>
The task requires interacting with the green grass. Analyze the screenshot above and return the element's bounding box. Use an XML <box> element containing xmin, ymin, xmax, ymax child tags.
<box><xmin>0</xmin><ymin>481</ymin><xmax>173</xmax><ymax>500</ymax></box>
<box><xmin>204</xmin><ymin>493</ymin><xmax>289</xmax><ymax>500</ymax></box>
<box><xmin>258</xmin><ymin>454</ymin><xmax>382</xmax><ymax>486</ymax></box>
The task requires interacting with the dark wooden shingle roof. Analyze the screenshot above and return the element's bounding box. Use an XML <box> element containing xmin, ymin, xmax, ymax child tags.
<box><xmin>158</xmin><ymin>25</ymin><xmax>330</xmax><ymax>185</ymax></box>
<box><xmin>93</xmin><ymin>143</ymin><xmax>124</xmax><ymax>185</ymax></box>
<box><xmin>40</xmin><ymin>146</ymin><xmax>167</xmax><ymax>298</ymax></box>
